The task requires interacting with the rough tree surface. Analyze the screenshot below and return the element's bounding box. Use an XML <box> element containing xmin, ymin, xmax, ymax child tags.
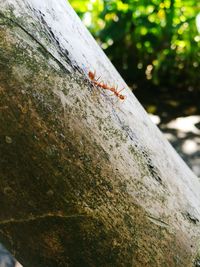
<box><xmin>0</xmin><ymin>0</ymin><xmax>200</xmax><ymax>266</ymax></box>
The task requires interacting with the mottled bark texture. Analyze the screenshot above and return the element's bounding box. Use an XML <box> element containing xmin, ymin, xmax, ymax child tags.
<box><xmin>0</xmin><ymin>1</ymin><xmax>200</xmax><ymax>267</ymax></box>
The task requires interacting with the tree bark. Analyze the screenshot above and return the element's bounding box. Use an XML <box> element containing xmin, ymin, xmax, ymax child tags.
<box><xmin>0</xmin><ymin>1</ymin><xmax>200</xmax><ymax>266</ymax></box>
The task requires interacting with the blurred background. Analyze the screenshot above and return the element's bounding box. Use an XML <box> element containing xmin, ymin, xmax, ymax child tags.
<box><xmin>69</xmin><ymin>0</ymin><xmax>200</xmax><ymax>177</ymax></box>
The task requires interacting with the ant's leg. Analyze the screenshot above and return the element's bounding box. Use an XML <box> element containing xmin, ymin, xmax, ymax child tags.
<box><xmin>96</xmin><ymin>75</ymin><xmax>101</xmax><ymax>82</ymax></box>
<box><xmin>118</xmin><ymin>87</ymin><xmax>125</xmax><ymax>93</ymax></box>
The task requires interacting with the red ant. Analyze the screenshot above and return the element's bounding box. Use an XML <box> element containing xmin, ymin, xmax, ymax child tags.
<box><xmin>109</xmin><ymin>86</ymin><xmax>126</xmax><ymax>100</ymax></box>
<box><xmin>88</xmin><ymin>71</ymin><xmax>103</xmax><ymax>87</ymax></box>
<box><xmin>88</xmin><ymin>71</ymin><xmax>110</xmax><ymax>90</ymax></box>
<box><xmin>88</xmin><ymin>71</ymin><xmax>96</xmax><ymax>82</ymax></box>
<box><xmin>88</xmin><ymin>71</ymin><xmax>126</xmax><ymax>101</ymax></box>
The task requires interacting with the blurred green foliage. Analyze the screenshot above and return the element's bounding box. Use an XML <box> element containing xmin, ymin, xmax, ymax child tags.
<box><xmin>69</xmin><ymin>0</ymin><xmax>200</xmax><ymax>93</ymax></box>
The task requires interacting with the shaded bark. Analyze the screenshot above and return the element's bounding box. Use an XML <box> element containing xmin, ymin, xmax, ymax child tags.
<box><xmin>0</xmin><ymin>1</ymin><xmax>200</xmax><ymax>266</ymax></box>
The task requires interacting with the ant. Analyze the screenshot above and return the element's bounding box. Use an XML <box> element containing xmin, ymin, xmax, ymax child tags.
<box><xmin>88</xmin><ymin>71</ymin><xmax>103</xmax><ymax>87</ymax></box>
<box><xmin>109</xmin><ymin>85</ymin><xmax>126</xmax><ymax>100</ymax></box>
<box><xmin>88</xmin><ymin>71</ymin><xmax>126</xmax><ymax>101</ymax></box>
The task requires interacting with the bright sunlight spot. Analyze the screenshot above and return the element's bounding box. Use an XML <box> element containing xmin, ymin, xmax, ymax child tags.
<box><xmin>196</xmin><ymin>13</ymin><xmax>200</xmax><ymax>33</ymax></box>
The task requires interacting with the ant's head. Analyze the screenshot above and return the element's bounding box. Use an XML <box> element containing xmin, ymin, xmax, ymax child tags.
<box><xmin>119</xmin><ymin>94</ymin><xmax>126</xmax><ymax>100</ymax></box>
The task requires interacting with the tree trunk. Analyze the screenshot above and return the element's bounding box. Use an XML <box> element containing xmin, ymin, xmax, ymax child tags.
<box><xmin>0</xmin><ymin>1</ymin><xmax>200</xmax><ymax>266</ymax></box>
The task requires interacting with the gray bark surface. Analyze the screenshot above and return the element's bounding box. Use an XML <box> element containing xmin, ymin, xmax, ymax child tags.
<box><xmin>0</xmin><ymin>0</ymin><xmax>200</xmax><ymax>266</ymax></box>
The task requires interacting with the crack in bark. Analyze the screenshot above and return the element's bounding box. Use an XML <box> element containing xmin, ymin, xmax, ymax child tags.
<box><xmin>147</xmin><ymin>215</ymin><xmax>169</xmax><ymax>228</ymax></box>
<box><xmin>0</xmin><ymin>213</ymin><xmax>87</xmax><ymax>226</ymax></box>
<box><xmin>0</xmin><ymin>12</ymin><xmax>70</xmax><ymax>73</ymax></box>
